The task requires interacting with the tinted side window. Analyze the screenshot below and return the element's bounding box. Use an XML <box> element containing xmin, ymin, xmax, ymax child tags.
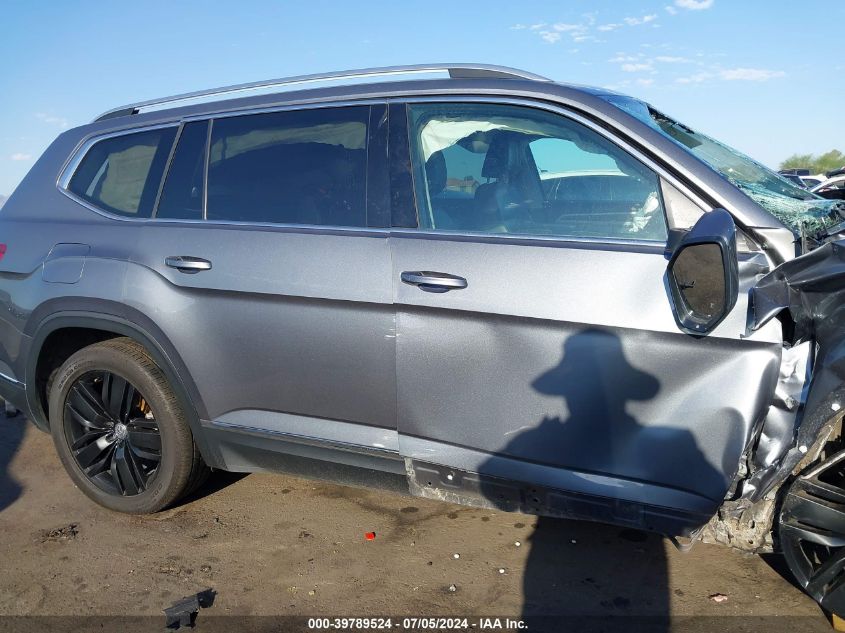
<box><xmin>68</xmin><ymin>128</ymin><xmax>176</xmax><ymax>217</ymax></box>
<box><xmin>407</xmin><ymin>103</ymin><xmax>667</xmax><ymax>241</ymax></box>
<box><xmin>156</xmin><ymin>121</ymin><xmax>208</xmax><ymax>220</ymax></box>
<box><xmin>206</xmin><ymin>107</ymin><xmax>369</xmax><ymax>226</ymax></box>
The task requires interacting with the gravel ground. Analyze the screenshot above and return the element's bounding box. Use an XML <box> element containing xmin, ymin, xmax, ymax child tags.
<box><xmin>0</xmin><ymin>413</ymin><xmax>832</xmax><ymax>632</ymax></box>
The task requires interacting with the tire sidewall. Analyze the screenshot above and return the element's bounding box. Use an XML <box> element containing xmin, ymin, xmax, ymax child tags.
<box><xmin>49</xmin><ymin>342</ymin><xmax>188</xmax><ymax>513</ymax></box>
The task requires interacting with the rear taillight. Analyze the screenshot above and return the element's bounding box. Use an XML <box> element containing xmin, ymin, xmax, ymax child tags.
<box><xmin>0</xmin><ymin>244</ymin><xmax>7</xmax><ymax>261</ymax></box>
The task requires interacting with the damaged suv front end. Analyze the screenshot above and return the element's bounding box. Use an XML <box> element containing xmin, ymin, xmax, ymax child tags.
<box><xmin>603</xmin><ymin>94</ymin><xmax>845</xmax><ymax>611</ymax></box>
<box><xmin>731</xmin><ymin>240</ymin><xmax>845</xmax><ymax>612</ymax></box>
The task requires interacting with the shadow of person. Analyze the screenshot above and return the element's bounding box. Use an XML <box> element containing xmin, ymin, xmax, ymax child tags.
<box><xmin>0</xmin><ymin>406</ymin><xmax>25</xmax><ymax>512</ymax></box>
<box><xmin>478</xmin><ymin>329</ymin><xmax>726</xmax><ymax>632</ymax></box>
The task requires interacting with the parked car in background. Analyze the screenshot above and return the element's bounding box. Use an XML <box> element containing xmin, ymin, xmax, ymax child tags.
<box><xmin>780</xmin><ymin>173</ymin><xmax>807</xmax><ymax>187</ymax></box>
<box><xmin>2</xmin><ymin>64</ymin><xmax>845</xmax><ymax>616</ymax></box>
<box><xmin>800</xmin><ymin>175</ymin><xmax>825</xmax><ymax>189</ymax></box>
<box><xmin>812</xmin><ymin>175</ymin><xmax>845</xmax><ymax>200</ymax></box>
<box><xmin>777</xmin><ymin>170</ymin><xmax>825</xmax><ymax>189</ymax></box>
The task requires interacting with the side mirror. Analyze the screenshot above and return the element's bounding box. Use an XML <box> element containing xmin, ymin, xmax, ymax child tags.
<box><xmin>667</xmin><ymin>209</ymin><xmax>739</xmax><ymax>335</ymax></box>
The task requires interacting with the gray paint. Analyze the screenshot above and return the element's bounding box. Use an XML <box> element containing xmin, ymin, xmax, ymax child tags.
<box><xmin>42</xmin><ymin>243</ymin><xmax>90</xmax><ymax>284</ymax></box>
<box><xmin>0</xmin><ymin>67</ymin><xmax>826</xmax><ymax>536</ymax></box>
<box><xmin>212</xmin><ymin>410</ymin><xmax>399</xmax><ymax>453</ymax></box>
<box><xmin>123</xmin><ymin>223</ymin><xmax>396</xmax><ymax>427</ymax></box>
<box><xmin>391</xmin><ymin>233</ymin><xmax>781</xmax><ymax>504</ymax></box>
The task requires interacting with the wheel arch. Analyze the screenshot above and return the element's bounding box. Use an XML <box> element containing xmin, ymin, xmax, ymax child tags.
<box><xmin>25</xmin><ymin>305</ymin><xmax>222</xmax><ymax>468</ymax></box>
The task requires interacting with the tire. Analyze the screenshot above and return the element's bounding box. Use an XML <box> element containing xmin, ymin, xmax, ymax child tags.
<box><xmin>778</xmin><ymin>448</ymin><xmax>845</xmax><ymax>616</ymax></box>
<box><xmin>48</xmin><ymin>337</ymin><xmax>208</xmax><ymax>513</ymax></box>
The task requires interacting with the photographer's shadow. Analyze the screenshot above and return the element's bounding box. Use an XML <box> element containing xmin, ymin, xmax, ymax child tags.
<box><xmin>0</xmin><ymin>408</ymin><xmax>25</xmax><ymax>512</ymax></box>
<box><xmin>480</xmin><ymin>329</ymin><xmax>724</xmax><ymax>631</ymax></box>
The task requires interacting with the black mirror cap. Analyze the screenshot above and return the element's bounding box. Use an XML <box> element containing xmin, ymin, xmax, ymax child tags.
<box><xmin>667</xmin><ymin>208</ymin><xmax>740</xmax><ymax>336</ymax></box>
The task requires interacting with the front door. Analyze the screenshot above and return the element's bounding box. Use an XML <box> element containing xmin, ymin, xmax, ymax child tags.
<box><xmin>389</xmin><ymin>101</ymin><xmax>781</xmax><ymax>530</ymax></box>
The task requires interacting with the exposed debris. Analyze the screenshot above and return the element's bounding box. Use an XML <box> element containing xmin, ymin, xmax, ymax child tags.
<box><xmin>39</xmin><ymin>523</ymin><xmax>78</xmax><ymax>542</ymax></box>
<box><xmin>163</xmin><ymin>588</ymin><xmax>216</xmax><ymax>630</ymax></box>
<box><xmin>364</xmin><ymin>532</ymin><xmax>376</xmax><ymax>541</ymax></box>
<box><xmin>702</xmin><ymin>242</ymin><xmax>845</xmax><ymax>552</ymax></box>
<box><xmin>709</xmin><ymin>593</ymin><xmax>729</xmax><ymax>604</ymax></box>
<box><xmin>701</xmin><ymin>499</ymin><xmax>776</xmax><ymax>553</ymax></box>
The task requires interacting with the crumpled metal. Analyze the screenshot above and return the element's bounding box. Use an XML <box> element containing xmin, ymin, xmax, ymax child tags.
<box><xmin>742</xmin><ymin>240</ymin><xmax>845</xmax><ymax>500</ymax></box>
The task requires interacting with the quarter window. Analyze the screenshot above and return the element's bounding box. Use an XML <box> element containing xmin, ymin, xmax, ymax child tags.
<box><xmin>407</xmin><ymin>103</ymin><xmax>667</xmax><ymax>241</ymax></box>
<box><xmin>206</xmin><ymin>106</ymin><xmax>369</xmax><ymax>227</ymax></box>
<box><xmin>67</xmin><ymin>128</ymin><xmax>176</xmax><ymax>218</ymax></box>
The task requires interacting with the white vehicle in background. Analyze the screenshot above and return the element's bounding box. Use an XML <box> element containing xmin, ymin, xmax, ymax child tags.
<box><xmin>801</xmin><ymin>175</ymin><xmax>825</xmax><ymax>189</ymax></box>
<box><xmin>811</xmin><ymin>175</ymin><xmax>845</xmax><ymax>200</ymax></box>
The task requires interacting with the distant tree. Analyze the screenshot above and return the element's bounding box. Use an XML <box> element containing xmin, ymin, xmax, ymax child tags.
<box><xmin>780</xmin><ymin>150</ymin><xmax>845</xmax><ymax>175</ymax></box>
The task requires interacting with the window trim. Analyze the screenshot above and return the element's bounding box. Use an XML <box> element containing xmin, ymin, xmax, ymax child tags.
<box><xmin>56</xmin><ymin>96</ymin><xmax>710</xmax><ymax>245</ymax></box>
<box><xmin>151</xmin><ymin>123</ymin><xmax>186</xmax><ymax>218</ymax></box>
<box><xmin>393</xmin><ymin>96</ymin><xmax>712</xmax><ymax>247</ymax></box>
<box><xmin>56</xmin><ymin>100</ymin><xmax>391</xmax><ymax>232</ymax></box>
<box><xmin>58</xmin><ymin>123</ymin><xmax>180</xmax><ymax>219</ymax></box>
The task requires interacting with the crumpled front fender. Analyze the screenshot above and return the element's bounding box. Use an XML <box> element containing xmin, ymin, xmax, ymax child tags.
<box><xmin>744</xmin><ymin>240</ymin><xmax>845</xmax><ymax>500</ymax></box>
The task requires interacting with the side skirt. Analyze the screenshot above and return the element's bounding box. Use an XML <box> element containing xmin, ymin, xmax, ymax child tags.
<box><xmin>198</xmin><ymin>421</ymin><xmax>714</xmax><ymax>537</ymax></box>
<box><xmin>200</xmin><ymin>421</ymin><xmax>408</xmax><ymax>495</ymax></box>
<box><xmin>406</xmin><ymin>459</ymin><xmax>713</xmax><ymax>537</ymax></box>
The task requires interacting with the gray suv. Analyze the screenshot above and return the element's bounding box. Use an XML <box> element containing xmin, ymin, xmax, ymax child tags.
<box><xmin>2</xmin><ymin>64</ymin><xmax>845</xmax><ymax>614</ymax></box>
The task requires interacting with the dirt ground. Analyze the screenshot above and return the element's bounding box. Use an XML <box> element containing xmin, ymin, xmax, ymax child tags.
<box><xmin>0</xmin><ymin>412</ymin><xmax>832</xmax><ymax>632</ymax></box>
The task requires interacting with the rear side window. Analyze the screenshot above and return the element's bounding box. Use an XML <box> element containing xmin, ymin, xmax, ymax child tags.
<box><xmin>156</xmin><ymin>121</ymin><xmax>208</xmax><ymax>220</ymax></box>
<box><xmin>67</xmin><ymin>128</ymin><xmax>176</xmax><ymax>217</ymax></box>
<box><xmin>206</xmin><ymin>106</ymin><xmax>369</xmax><ymax>226</ymax></box>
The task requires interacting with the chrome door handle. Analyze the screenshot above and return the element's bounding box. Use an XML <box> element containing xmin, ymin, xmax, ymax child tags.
<box><xmin>401</xmin><ymin>271</ymin><xmax>467</xmax><ymax>293</ymax></box>
<box><xmin>165</xmin><ymin>256</ymin><xmax>212</xmax><ymax>273</ymax></box>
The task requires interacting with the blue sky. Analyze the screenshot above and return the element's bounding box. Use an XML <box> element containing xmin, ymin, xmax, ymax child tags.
<box><xmin>1</xmin><ymin>0</ymin><xmax>842</xmax><ymax>196</ymax></box>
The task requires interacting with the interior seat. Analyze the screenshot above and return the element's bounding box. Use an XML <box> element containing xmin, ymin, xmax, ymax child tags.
<box><xmin>473</xmin><ymin>133</ymin><xmax>513</xmax><ymax>232</ymax></box>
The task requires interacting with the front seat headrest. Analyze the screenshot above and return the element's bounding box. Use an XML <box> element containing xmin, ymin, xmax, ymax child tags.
<box><xmin>481</xmin><ymin>133</ymin><xmax>511</xmax><ymax>179</ymax></box>
<box><xmin>425</xmin><ymin>150</ymin><xmax>447</xmax><ymax>197</ymax></box>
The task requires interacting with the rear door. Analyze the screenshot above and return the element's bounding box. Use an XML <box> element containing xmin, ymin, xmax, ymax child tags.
<box><xmin>127</xmin><ymin>103</ymin><xmax>399</xmax><ymax>466</ymax></box>
<box><xmin>389</xmin><ymin>100</ymin><xmax>782</xmax><ymax>529</ymax></box>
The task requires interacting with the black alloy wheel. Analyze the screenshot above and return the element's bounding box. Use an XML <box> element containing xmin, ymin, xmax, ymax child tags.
<box><xmin>780</xmin><ymin>449</ymin><xmax>845</xmax><ymax>615</ymax></box>
<box><xmin>63</xmin><ymin>370</ymin><xmax>162</xmax><ymax>496</ymax></box>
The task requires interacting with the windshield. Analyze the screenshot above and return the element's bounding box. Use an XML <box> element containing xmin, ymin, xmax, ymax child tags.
<box><xmin>599</xmin><ymin>95</ymin><xmax>845</xmax><ymax>238</ymax></box>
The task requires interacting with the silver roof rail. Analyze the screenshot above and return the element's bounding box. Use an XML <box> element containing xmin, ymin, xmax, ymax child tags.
<box><xmin>94</xmin><ymin>64</ymin><xmax>550</xmax><ymax>122</ymax></box>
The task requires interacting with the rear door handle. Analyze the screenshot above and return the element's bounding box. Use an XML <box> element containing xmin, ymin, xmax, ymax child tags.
<box><xmin>401</xmin><ymin>271</ymin><xmax>467</xmax><ymax>293</ymax></box>
<box><xmin>165</xmin><ymin>256</ymin><xmax>212</xmax><ymax>273</ymax></box>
